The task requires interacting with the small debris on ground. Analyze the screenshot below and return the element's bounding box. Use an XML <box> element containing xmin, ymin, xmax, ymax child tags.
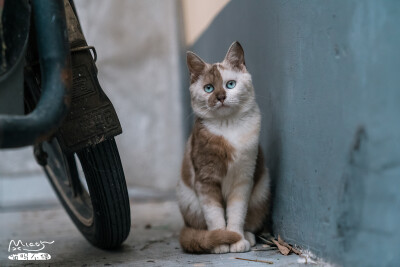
<box><xmin>258</xmin><ymin>234</ymin><xmax>302</xmax><ymax>256</ymax></box>
<box><xmin>271</xmin><ymin>238</ymin><xmax>290</xmax><ymax>255</ymax></box>
<box><xmin>145</xmin><ymin>223</ymin><xmax>152</xmax><ymax>229</ymax></box>
<box><xmin>278</xmin><ymin>235</ymin><xmax>302</xmax><ymax>255</ymax></box>
<box><xmin>140</xmin><ymin>239</ymin><xmax>165</xmax><ymax>251</ymax></box>
<box><xmin>235</xmin><ymin>257</ymin><xmax>273</xmax><ymax>264</ymax></box>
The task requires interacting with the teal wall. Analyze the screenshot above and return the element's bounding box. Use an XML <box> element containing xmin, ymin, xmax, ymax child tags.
<box><xmin>188</xmin><ymin>1</ymin><xmax>400</xmax><ymax>265</ymax></box>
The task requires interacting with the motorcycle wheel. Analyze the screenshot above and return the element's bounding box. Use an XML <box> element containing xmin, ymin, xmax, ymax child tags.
<box><xmin>41</xmin><ymin>137</ymin><xmax>131</xmax><ymax>249</ymax></box>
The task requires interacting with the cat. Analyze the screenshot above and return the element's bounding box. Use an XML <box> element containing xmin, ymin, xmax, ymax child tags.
<box><xmin>177</xmin><ymin>41</ymin><xmax>271</xmax><ymax>254</ymax></box>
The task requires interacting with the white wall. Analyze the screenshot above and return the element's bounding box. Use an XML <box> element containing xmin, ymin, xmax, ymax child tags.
<box><xmin>74</xmin><ymin>0</ymin><xmax>184</xmax><ymax>190</ymax></box>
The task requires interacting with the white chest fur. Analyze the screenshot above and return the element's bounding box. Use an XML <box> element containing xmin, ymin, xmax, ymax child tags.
<box><xmin>204</xmin><ymin>107</ymin><xmax>261</xmax><ymax>156</ymax></box>
<box><xmin>203</xmin><ymin>106</ymin><xmax>261</xmax><ymax>198</ymax></box>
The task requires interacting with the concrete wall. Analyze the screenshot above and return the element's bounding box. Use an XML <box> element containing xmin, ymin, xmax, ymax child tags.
<box><xmin>189</xmin><ymin>0</ymin><xmax>400</xmax><ymax>265</ymax></box>
<box><xmin>73</xmin><ymin>0</ymin><xmax>184</xmax><ymax>191</ymax></box>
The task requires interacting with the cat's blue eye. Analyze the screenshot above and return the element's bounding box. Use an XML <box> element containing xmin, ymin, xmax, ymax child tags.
<box><xmin>226</xmin><ymin>80</ymin><xmax>236</xmax><ymax>89</ymax></box>
<box><xmin>204</xmin><ymin>84</ymin><xmax>214</xmax><ymax>93</ymax></box>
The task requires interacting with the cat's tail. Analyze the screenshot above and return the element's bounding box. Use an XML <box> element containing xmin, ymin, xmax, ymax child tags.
<box><xmin>179</xmin><ymin>227</ymin><xmax>241</xmax><ymax>253</ymax></box>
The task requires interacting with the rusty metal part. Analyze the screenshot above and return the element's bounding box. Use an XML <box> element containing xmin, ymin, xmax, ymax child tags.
<box><xmin>56</xmin><ymin>0</ymin><xmax>122</xmax><ymax>153</ymax></box>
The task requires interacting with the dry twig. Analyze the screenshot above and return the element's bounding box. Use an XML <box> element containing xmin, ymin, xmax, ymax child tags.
<box><xmin>258</xmin><ymin>234</ymin><xmax>303</xmax><ymax>257</ymax></box>
<box><xmin>258</xmin><ymin>235</ymin><xmax>275</xmax><ymax>245</ymax></box>
<box><xmin>271</xmin><ymin>238</ymin><xmax>290</xmax><ymax>255</ymax></box>
<box><xmin>235</xmin><ymin>257</ymin><xmax>273</xmax><ymax>264</ymax></box>
<box><xmin>277</xmin><ymin>235</ymin><xmax>302</xmax><ymax>255</ymax></box>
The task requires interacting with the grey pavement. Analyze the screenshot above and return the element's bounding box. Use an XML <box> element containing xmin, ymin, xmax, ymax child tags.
<box><xmin>0</xmin><ymin>197</ymin><xmax>317</xmax><ymax>266</ymax></box>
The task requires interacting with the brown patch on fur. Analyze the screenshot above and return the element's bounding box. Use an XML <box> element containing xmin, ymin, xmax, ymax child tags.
<box><xmin>180</xmin><ymin>227</ymin><xmax>241</xmax><ymax>253</ymax></box>
<box><xmin>190</xmin><ymin>118</ymin><xmax>235</xmax><ymax>205</ymax></box>
<box><xmin>253</xmin><ymin>145</ymin><xmax>265</xmax><ymax>187</ymax></box>
<box><xmin>202</xmin><ymin>65</ymin><xmax>225</xmax><ymax>108</ymax></box>
<box><xmin>196</xmin><ymin>182</ymin><xmax>224</xmax><ymax>207</ymax></box>
<box><xmin>244</xmin><ymin>146</ymin><xmax>270</xmax><ymax>233</ymax></box>
<box><xmin>181</xmin><ymin>137</ymin><xmax>193</xmax><ymax>187</ymax></box>
<box><xmin>245</xmin><ymin>190</ymin><xmax>271</xmax><ymax>233</ymax></box>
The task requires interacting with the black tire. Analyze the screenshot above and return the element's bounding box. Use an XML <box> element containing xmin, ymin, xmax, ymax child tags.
<box><xmin>41</xmin><ymin>137</ymin><xmax>131</xmax><ymax>249</ymax></box>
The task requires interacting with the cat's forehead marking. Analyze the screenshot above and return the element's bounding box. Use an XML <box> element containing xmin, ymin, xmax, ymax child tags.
<box><xmin>203</xmin><ymin>64</ymin><xmax>223</xmax><ymax>85</ymax></box>
<box><xmin>203</xmin><ymin>65</ymin><xmax>227</xmax><ymax>108</ymax></box>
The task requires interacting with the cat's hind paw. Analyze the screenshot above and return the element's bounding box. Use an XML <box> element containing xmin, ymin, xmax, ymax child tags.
<box><xmin>230</xmin><ymin>239</ymin><xmax>251</xmax><ymax>253</ymax></box>
<box><xmin>211</xmin><ymin>244</ymin><xmax>230</xmax><ymax>254</ymax></box>
<box><xmin>244</xmin><ymin>231</ymin><xmax>256</xmax><ymax>247</ymax></box>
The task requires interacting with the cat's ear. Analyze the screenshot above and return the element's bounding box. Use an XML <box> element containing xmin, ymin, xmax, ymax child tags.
<box><xmin>187</xmin><ymin>51</ymin><xmax>206</xmax><ymax>80</ymax></box>
<box><xmin>224</xmin><ymin>41</ymin><xmax>245</xmax><ymax>70</ymax></box>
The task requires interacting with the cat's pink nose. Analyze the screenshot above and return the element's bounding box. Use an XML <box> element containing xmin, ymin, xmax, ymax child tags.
<box><xmin>217</xmin><ymin>94</ymin><xmax>226</xmax><ymax>103</ymax></box>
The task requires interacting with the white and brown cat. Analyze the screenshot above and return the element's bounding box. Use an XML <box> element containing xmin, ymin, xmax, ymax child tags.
<box><xmin>177</xmin><ymin>41</ymin><xmax>271</xmax><ymax>254</ymax></box>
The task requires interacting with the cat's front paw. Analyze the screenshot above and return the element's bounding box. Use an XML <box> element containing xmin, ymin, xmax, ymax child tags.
<box><xmin>244</xmin><ymin>231</ymin><xmax>256</xmax><ymax>247</ymax></box>
<box><xmin>211</xmin><ymin>244</ymin><xmax>230</xmax><ymax>254</ymax></box>
<box><xmin>229</xmin><ymin>239</ymin><xmax>251</xmax><ymax>253</ymax></box>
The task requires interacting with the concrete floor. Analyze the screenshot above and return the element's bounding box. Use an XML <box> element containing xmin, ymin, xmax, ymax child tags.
<box><xmin>0</xmin><ymin>198</ymin><xmax>320</xmax><ymax>266</ymax></box>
